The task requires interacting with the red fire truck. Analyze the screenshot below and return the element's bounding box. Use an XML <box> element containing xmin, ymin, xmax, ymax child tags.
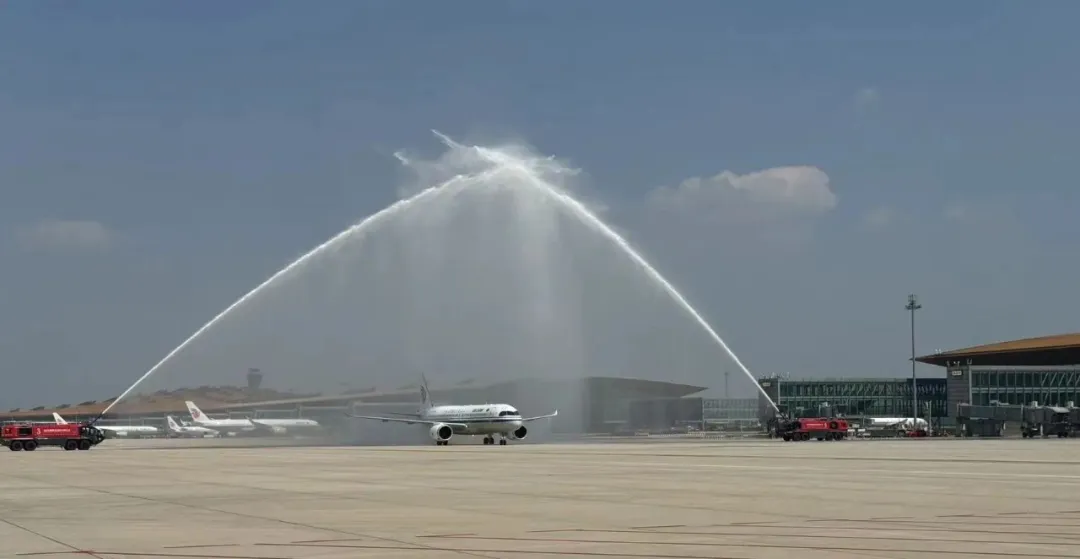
<box><xmin>1</xmin><ymin>422</ymin><xmax>106</xmax><ymax>451</ymax></box>
<box><xmin>774</xmin><ymin>417</ymin><xmax>849</xmax><ymax>441</ymax></box>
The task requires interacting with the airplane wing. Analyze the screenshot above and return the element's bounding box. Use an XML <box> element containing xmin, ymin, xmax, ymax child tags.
<box><xmin>521</xmin><ymin>410</ymin><xmax>558</xmax><ymax>422</ymax></box>
<box><xmin>343</xmin><ymin>412</ymin><xmax>467</xmax><ymax>429</ymax></box>
<box><xmin>385</xmin><ymin>412</ymin><xmax>423</xmax><ymax>418</ymax></box>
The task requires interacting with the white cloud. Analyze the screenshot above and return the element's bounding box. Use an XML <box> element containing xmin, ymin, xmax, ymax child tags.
<box><xmin>854</xmin><ymin>87</ymin><xmax>880</xmax><ymax>113</ymax></box>
<box><xmin>647</xmin><ymin>166</ymin><xmax>838</xmax><ymax>225</ymax></box>
<box><xmin>16</xmin><ymin>219</ymin><xmax>115</xmax><ymax>252</ymax></box>
<box><xmin>861</xmin><ymin>206</ymin><xmax>895</xmax><ymax>229</ymax></box>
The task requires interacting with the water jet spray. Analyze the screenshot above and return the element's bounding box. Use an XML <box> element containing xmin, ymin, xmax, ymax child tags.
<box><xmin>103</xmin><ymin>131</ymin><xmax>780</xmax><ymax>419</ymax></box>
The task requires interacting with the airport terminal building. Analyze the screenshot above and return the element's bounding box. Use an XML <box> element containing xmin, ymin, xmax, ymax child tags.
<box><xmin>756</xmin><ymin>333</ymin><xmax>1080</xmax><ymax>426</ymax></box>
<box><xmin>915</xmin><ymin>333</ymin><xmax>1080</xmax><ymax>409</ymax></box>
<box><xmin>756</xmin><ymin>376</ymin><xmax>948</xmax><ymax>420</ymax></box>
<box><xmin>10</xmin><ymin>333</ymin><xmax>1078</xmax><ymax>439</ymax></box>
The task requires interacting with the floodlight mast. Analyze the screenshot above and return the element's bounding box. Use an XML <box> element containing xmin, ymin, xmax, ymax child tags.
<box><xmin>906</xmin><ymin>294</ymin><xmax>922</xmax><ymax>421</ymax></box>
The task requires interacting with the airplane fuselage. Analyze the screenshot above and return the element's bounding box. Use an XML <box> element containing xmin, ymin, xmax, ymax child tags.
<box><xmin>192</xmin><ymin>418</ymin><xmax>255</xmax><ymax>434</ymax></box>
<box><xmin>97</xmin><ymin>425</ymin><xmax>159</xmax><ymax>438</ymax></box>
<box><xmin>168</xmin><ymin>427</ymin><xmax>218</xmax><ymax>438</ymax></box>
<box><xmin>422</xmin><ymin>404</ymin><xmax>524</xmax><ymax>436</ymax></box>
<box><xmin>251</xmin><ymin>418</ymin><xmax>321</xmax><ymax>429</ymax></box>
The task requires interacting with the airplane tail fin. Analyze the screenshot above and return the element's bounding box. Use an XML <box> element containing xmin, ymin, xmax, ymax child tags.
<box><xmin>419</xmin><ymin>374</ymin><xmax>433</xmax><ymax>409</ymax></box>
<box><xmin>166</xmin><ymin>416</ymin><xmax>181</xmax><ymax>431</ymax></box>
<box><xmin>53</xmin><ymin>412</ymin><xmax>67</xmax><ymax>424</ymax></box>
<box><xmin>185</xmin><ymin>401</ymin><xmax>207</xmax><ymax>422</ymax></box>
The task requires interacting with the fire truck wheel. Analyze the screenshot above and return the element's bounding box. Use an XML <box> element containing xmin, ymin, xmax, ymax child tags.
<box><xmin>77</xmin><ymin>440</ymin><xmax>92</xmax><ymax>451</ymax></box>
<box><xmin>10</xmin><ymin>441</ymin><xmax>24</xmax><ymax>451</ymax></box>
<box><xmin>64</xmin><ymin>440</ymin><xmax>78</xmax><ymax>451</ymax></box>
<box><xmin>23</xmin><ymin>441</ymin><xmax>37</xmax><ymax>451</ymax></box>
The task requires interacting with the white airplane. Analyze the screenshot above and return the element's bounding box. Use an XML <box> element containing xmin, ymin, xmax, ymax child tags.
<box><xmin>344</xmin><ymin>376</ymin><xmax>558</xmax><ymax>446</ymax></box>
<box><xmin>247</xmin><ymin>415</ymin><xmax>321</xmax><ymax>435</ymax></box>
<box><xmin>165</xmin><ymin>415</ymin><xmax>219</xmax><ymax>438</ymax></box>
<box><xmin>184</xmin><ymin>401</ymin><xmax>257</xmax><ymax>434</ymax></box>
<box><xmin>54</xmin><ymin>412</ymin><xmax>159</xmax><ymax>438</ymax></box>
<box><xmin>865</xmin><ymin>417</ymin><xmax>929</xmax><ymax>430</ymax></box>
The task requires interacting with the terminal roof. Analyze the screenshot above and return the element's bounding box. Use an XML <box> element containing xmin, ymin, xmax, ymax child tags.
<box><xmin>915</xmin><ymin>333</ymin><xmax>1080</xmax><ymax>367</ymax></box>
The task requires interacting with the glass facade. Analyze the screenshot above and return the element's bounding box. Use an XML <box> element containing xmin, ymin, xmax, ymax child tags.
<box><xmin>628</xmin><ymin>397</ymin><xmax>704</xmax><ymax>430</ymax></box>
<box><xmin>967</xmin><ymin>366</ymin><xmax>1080</xmax><ymax>407</ymax></box>
<box><xmin>760</xmin><ymin>378</ymin><xmax>947</xmax><ymax>418</ymax></box>
<box><xmin>702</xmin><ymin>398</ymin><xmax>758</xmax><ymax>423</ymax></box>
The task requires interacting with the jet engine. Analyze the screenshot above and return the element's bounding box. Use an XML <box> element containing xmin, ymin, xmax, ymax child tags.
<box><xmin>429</xmin><ymin>424</ymin><xmax>453</xmax><ymax>442</ymax></box>
<box><xmin>509</xmin><ymin>425</ymin><xmax>527</xmax><ymax>440</ymax></box>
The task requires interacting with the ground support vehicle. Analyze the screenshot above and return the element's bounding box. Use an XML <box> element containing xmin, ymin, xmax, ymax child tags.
<box><xmin>774</xmin><ymin>417</ymin><xmax>849</xmax><ymax>441</ymax></box>
<box><xmin>1</xmin><ymin>422</ymin><xmax>106</xmax><ymax>451</ymax></box>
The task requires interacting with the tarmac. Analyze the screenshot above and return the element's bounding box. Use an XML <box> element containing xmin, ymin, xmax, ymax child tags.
<box><xmin>3</xmin><ymin>438</ymin><xmax>1080</xmax><ymax>558</ymax></box>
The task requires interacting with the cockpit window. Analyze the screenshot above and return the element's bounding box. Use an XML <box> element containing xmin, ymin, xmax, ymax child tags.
<box><xmin>499</xmin><ymin>409</ymin><xmax>519</xmax><ymax>417</ymax></box>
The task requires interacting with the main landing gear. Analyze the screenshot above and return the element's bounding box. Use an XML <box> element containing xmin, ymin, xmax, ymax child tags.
<box><xmin>482</xmin><ymin>436</ymin><xmax>507</xmax><ymax>446</ymax></box>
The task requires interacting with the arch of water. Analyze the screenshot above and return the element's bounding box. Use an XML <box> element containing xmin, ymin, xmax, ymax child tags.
<box><xmin>103</xmin><ymin>132</ymin><xmax>778</xmax><ymax>434</ymax></box>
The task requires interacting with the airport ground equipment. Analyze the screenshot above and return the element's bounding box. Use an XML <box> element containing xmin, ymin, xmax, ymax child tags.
<box><xmin>956</xmin><ymin>402</ymin><xmax>1078</xmax><ymax>438</ymax></box>
<box><xmin>1020</xmin><ymin>405</ymin><xmax>1073</xmax><ymax>438</ymax></box>
<box><xmin>772</xmin><ymin>417</ymin><xmax>849</xmax><ymax>441</ymax></box>
<box><xmin>1</xmin><ymin>422</ymin><xmax>106</xmax><ymax>451</ymax></box>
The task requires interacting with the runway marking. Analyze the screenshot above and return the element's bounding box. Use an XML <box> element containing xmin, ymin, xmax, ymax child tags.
<box><xmin>467</xmin><ymin>527</ymin><xmax>1080</xmax><ymax>546</ymax></box>
<box><xmin>514</xmin><ymin>521</ymin><xmax>1080</xmax><ymax>545</ymax></box>
<box><xmin>521</xmin><ymin>449</ymin><xmax>1080</xmax><ymax>466</ymax></box>
<box><xmin>288</xmin><ymin>537</ymin><xmax>366</xmax><ymax>544</ymax></box>
<box><xmin>16</xmin><ymin>553</ymin><xmax>290</xmax><ymax>559</ymax></box>
<box><xmin>2</xmin><ymin>473</ymin><xmax>502</xmax><ymax>559</ymax></box>
<box><xmin>159</xmin><ymin>548</ymin><xmax>238</xmax><ymax>552</ymax></box>
<box><xmin>255</xmin><ymin>541</ymin><xmax>789</xmax><ymax>558</ymax></box>
<box><xmin>0</xmin><ymin>516</ymin><xmax>106</xmax><ymax>559</ymax></box>
<box><xmin>564</xmin><ymin>459</ymin><xmax>1080</xmax><ymax>482</ymax></box>
<box><xmin>256</xmin><ymin>539</ymin><xmax>1078</xmax><ymax>558</ymax></box>
<box><xmin>402</xmin><ymin>534</ymin><xmax>1080</xmax><ymax>557</ymax></box>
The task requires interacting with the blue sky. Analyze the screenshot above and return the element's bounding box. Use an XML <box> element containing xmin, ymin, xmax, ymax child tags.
<box><xmin>1</xmin><ymin>2</ymin><xmax>1078</xmax><ymax>408</ymax></box>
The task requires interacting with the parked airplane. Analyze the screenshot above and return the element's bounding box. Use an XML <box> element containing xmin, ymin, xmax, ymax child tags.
<box><xmin>184</xmin><ymin>401</ymin><xmax>257</xmax><ymax>434</ymax></box>
<box><xmin>166</xmin><ymin>415</ymin><xmax>219</xmax><ymax>438</ymax></box>
<box><xmin>865</xmin><ymin>417</ymin><xmax>929</xmax><ymax>431</ymax></box>
<box><xmin>344</xmin><ymin>376</ymin><xmax>558</xmax><ymax>446</ymax></box>
<box><xmin>248</xmin><ymin>415</ymin><xmax>321</xmax><ymax>434</ymax></box>
<box><xmin>54</xmin><ymin>412</ymin><xmax>159</xmax><ymax>438</ymax></box>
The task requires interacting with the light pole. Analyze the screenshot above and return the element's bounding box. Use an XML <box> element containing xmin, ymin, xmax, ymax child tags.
<box><xmin>905</xmin><ymin>294</ymin><xmax>922</xmax><ymax>421</ymax></box>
